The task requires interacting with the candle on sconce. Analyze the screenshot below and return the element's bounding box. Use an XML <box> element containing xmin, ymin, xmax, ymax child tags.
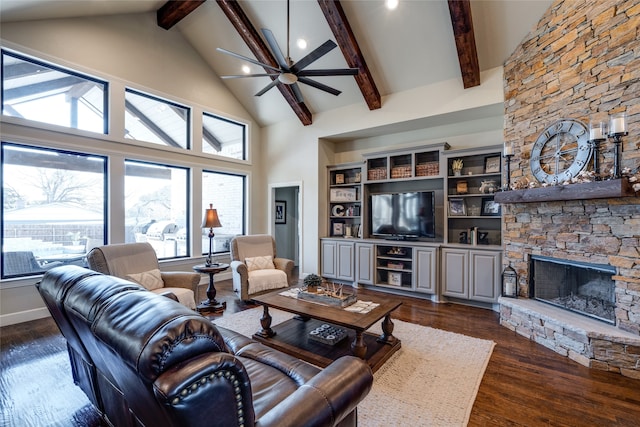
<box><xmin>609</xmin><ymin>112</ymin><xmax>627</xmax><ymax>135</ymax></box>
<box><xmin>589</xmin><ymin>121</ymin><xmax>607</xmax><ymax>141</ymax></box>
<box><xmin>504</xmin><ymin>142</ymin><xmax>514</xmax><ymax>156</ymax></box>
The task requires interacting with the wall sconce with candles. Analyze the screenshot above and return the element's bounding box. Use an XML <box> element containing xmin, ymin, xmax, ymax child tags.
<box><xmin>608</xmin><ymin>112</ymin><xmax>627</xmax><ymax>179</ymax></box>
<box><xmin>588</xmin><ymin>120</ymin><xmax>607</xmax><ymax>180</ymax></box>
<box><xmin>502</xmin><ymin>142</ymin><xmax>514</xmax><ymax>190</ymax></box>
<box><xmin>202</xmin><ymin>203</ymin><xmax>222</xmax><ymax>267</ymax></box>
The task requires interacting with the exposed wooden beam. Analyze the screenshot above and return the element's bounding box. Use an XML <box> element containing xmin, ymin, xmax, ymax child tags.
<box><xmin>447</xmin><ymin>0</ymin><xmax>480</xmax><ymax>88</ymax></box>
<box><xmin>157</xmin><ymin>0</ymin><xmax>206</xmax><ymax>30</ymax></box>
<box><xmin>317</xmin><ymin>0</ymin><xmax>381</xmax><ymax>110</ymax></box>
<box><xmin>215</xmin><ymin>0</ymin><xmax>313</xmax><ymax>126</ymax></box>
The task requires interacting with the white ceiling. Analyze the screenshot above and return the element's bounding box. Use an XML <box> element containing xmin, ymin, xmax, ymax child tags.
<box><xmin>0</xmin><ymin>0</ymin><xmax>553</xmax><ymax>127</ymax></box>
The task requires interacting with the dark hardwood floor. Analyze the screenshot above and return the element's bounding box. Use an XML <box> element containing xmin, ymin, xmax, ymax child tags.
<box><xmin>2</xmin><ymin>275</ymin><xmax>639</xmax><ymax>426</ymax></box>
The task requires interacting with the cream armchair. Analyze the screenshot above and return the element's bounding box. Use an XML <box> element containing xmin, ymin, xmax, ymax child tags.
<box><xmin>230</xmin><ymin>234</ymin><xmax>294</xmax><ymax>301</ymax></box>
<box><xmin>87</xmin><ymin>242</ymin><xmax>201</xmax><ymax>309</ymax></box>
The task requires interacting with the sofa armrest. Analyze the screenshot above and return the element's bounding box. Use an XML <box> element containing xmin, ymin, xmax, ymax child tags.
<box><xmin>160</xmin><ymin>271</ymin><xmax>200</xmax><ymax>292</ymax></box>
<box><xmin>273</xmin><ymin>257</ymin><xmax>294</xmax><ymax>284</ymax></box>
<box><xmin>256</xmin><ymin>356</ymin><xmax>373</xmax><ymax>427</ymax></box>
<box><xmin>154</xmin><ymin>352</ymin><xmax>256</xmax><ymax>427</ymax></box>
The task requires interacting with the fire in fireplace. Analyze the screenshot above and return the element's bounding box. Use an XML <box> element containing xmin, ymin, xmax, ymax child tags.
<box><xmin>529</xmin><ymin>256</ymin><xmax>616</xmax><ymax>324</ymax></box>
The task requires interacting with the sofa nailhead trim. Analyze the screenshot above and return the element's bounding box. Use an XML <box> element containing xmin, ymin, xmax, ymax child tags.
<box><xmin>171</xmin><ymin>370</ymin><xmax>244</xmax><ymax>426</ymax></box>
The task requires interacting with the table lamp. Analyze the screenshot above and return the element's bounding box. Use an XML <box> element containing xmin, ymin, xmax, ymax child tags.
<box><xmin>202</xmin><ymin>204</ymin><xmax>221</xmax><ymax>266</ymax></box>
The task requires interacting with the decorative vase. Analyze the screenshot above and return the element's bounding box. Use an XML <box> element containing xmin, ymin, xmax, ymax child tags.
<box><xmin>453</xmin><ymin>170</ymin><xmax>462</xmax><ymax>176</ymax></box>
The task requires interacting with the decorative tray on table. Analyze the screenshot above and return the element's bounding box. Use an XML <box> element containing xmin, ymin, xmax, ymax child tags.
<box><xmin>297</xmin><ymin>283</ymin><xmax>357</xmax><ymax>308</ymax></box>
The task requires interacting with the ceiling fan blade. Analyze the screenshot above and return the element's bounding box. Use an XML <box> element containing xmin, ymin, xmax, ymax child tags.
<box><xmin>261</xmin><ymin>28</ymin><xmax>289</xmax><ymax>69</ymax></box>
<box><xmin>291</xmin><ymin>40</ymin><xmax>337</xmax><ymax>73</ymax></box>
<box><xmin>255</xmin><ymin>79</ymin><xmax>280</xmax><ymax>97</ymax></box>
<box><xmin>221</xmin><ymin>74</ymin><xmax>280</xmax><ymax>79</ymax></box>
<box><xmin>297</xmin><ymin>76</ymin><xmax>341</xmax><ymax>96</ymax></box>
<box><xmin>291</xmin><ymin>83</ymin><xmax>305</xmax><ymax>104</ymax></box>
<box><xmin>216</xmin><ymin>47</ymin><xmax>282</xmax><ymax>73</ymax></box>
<box><xmin>298</xmin><ymin>68</ymin><xmax>359</xmax><ymax>77</ymax></box>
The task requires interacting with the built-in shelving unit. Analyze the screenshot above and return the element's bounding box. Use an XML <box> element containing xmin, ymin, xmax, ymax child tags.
<box><xmin>364</xmin><ymin>143</ymin><xmax>447</xmax><ymax>183</ymax></box>
<box><xmin>328</xmin><ymin>163</ymin><xmax>363</xmax><ymax>238</ymax></box>
<box><xmin>444</xmin><ymin>145</ymin><xmax>503</xmax><ymax>246</ymax></box>
<box><xmin>374</xmin><ymin>244</ymin><xmax>413</xmax><ymax>289</ymax></box>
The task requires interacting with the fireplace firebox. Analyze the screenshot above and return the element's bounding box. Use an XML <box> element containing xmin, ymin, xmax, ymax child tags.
<box><xmin>529</xmin><ymin>256</ymin><xmax>616</xmax><ymax>324</ymax></box>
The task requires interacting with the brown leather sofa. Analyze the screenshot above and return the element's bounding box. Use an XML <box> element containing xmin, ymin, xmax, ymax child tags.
<box><xmin>36</xmin><ymin>265</ymin><xmax>373</xmax><ymax>427</ymax></box>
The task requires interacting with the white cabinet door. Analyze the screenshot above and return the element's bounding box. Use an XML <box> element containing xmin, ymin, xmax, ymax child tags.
<box><xmin>321</xmin><ymin>240</ymin><xmax>337</xmax><ymax>278</ymax></box>
<box><xmin>336</xmin><ymin>241</ymin><xmax>355</xmax><ymax>281</ymax></box>
<box><xmin>442</xmin><ymin>248</ymin><xmax>468</xmax><ymax>298</ymax></box>
<box><xmin>355</xmin><ymin>242</ymin><xmax>374</xmax><ymax>285</ymax></box>
<box><xmin>415</xmin><ymin>247</ymin><xmax>437</xmax><ymax>294</ymax></box>
<box><xmin>469</xmin><ymin>250</ymin><xmax>501</xmax><ymax>302</ymax></box>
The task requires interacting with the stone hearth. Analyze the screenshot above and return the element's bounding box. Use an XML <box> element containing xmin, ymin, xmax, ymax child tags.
<box><xmin>500</xmin><ymin>298</ymin><xmax>640</xmax><ymax>379</ymax></box>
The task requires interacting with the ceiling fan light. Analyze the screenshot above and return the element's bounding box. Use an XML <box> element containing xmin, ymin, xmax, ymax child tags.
<box><xmin>278</xmin><ymin>73</ymin><xmax>298</xmax><ymax>85</ymax></box>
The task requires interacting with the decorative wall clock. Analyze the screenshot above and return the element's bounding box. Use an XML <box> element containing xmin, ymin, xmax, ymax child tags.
<box><xmin>530</xmin><ymin>119</ymin><xmax>592</xmax><ymax>184</ymax></box>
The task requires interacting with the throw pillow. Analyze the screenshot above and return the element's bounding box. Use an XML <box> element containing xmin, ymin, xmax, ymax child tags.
<box><xmin>127</xmin><ymin>268</ymin><xmax>164</xmax><ymax>291</ymax></box>
<box><xmin>245</xmin><ymin>255</ymin><xmax>275</xmax><ymax>272</ymax></box>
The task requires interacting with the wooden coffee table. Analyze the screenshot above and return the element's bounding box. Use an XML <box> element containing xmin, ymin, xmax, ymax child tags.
<box><xmin>251</xmin><ymin>288</ymin><xmax>402</xmax><ymax>372</ymax></box>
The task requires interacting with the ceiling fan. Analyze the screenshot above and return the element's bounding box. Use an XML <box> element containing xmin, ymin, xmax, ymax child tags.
<box><xmin>216</xmin><ymin>0</ymin><xmax>359</xmax><ymax>104</ymax></box>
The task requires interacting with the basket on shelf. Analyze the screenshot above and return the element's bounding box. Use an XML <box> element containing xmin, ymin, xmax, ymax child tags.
<box><xmin>416</xmin><ymin>162</ymin><xmax>439</xmax><ymax>177</ymax></box>
<box><xmin>368</xmin><ymin>167</ymin><xmax>387</xmax><ymax>180</ymax></box>
<box><xmin>391</xmin><ymin>165</ymin><xmax>412</xmax><ymax>179</ymax></box>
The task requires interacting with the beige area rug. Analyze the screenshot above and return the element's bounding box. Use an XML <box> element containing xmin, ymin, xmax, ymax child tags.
<box><xmin>214</xmin><ymin>308</ymin><xmax>495</xmax><ymax>427</ymax></box>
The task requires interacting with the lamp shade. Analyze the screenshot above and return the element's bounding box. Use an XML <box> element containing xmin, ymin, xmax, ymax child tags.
<box><xmin>202</xmin><ymin>204</ymin><xmax>222</xmax><ymax>228</ymax></box>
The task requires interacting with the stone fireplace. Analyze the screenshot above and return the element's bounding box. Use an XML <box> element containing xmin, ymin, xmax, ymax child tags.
<box><xmin>498</xmin><ymin>0</ymin><xmax>640</xmax><ymax>378</ymax></box>
<box><xmin>530</xmin><ymin>256</ymin><xmax>616</xmax><ymax>324</ymax></box>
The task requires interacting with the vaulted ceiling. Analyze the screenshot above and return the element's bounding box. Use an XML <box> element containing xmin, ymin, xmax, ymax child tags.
<box><xmin>0</xmin><ymin>0</ymin><xmax>553</xmax><ymax>127</ymax></box>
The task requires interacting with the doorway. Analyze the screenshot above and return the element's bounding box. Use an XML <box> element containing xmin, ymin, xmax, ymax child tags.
<box><xmin>271</xmin><ymin>183</ymin><xmax>301</xmax><ymax>268</ymax></box>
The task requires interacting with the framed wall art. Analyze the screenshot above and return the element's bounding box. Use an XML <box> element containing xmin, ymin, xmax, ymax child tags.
<box><xmin>481</xmin><ymin>198</ymin><xmax>501</xmax><ymax>216</ymax></box>
<box><xmin>484</xmin><ymin>156</ymin><xmax>501</xmax><ymax>174</ymax></box>
<box><xmin>448</xmin><ymin>198</ymin><xmax>467</xmax><ymax>216</ymax></box>
<box><xmin>275</xmin><ymin>200</ymin><xmax>286</xmax><ymax>224</ymax></box>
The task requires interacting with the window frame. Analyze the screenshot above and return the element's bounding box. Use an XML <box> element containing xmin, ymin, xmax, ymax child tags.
<box><xmin>124</xmin><ymin>88</ymin><xmax>191</xmax><ymax>150</ymax></box>
<box><xmin>202</xmin><ymin>112</ymin><xmax>247</xmax><ymax>161</ymax></box>
<box><xmin>1</xmin><ymin>141</ymin><xmax>109</xmax><ymax>279</ymax></box>
<box><xmin>1</xmin><ymin>48</ymin><xmax>109</xmax><ymax>135</ymax></box>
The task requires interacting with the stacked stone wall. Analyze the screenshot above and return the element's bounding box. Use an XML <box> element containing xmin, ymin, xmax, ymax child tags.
<box><xmin>502</xmin><ymin>0</ymin><xmax>640</xmax><ymax>336</ymax></box>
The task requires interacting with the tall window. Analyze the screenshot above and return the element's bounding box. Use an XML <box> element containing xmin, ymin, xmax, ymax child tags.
<box><xmin>124</xmin><ymin>160</ymin><xmax>189</xmax><ymax>259</ymax></box>
<box><xmin>125</xmin><ymin>89</ymin><xmax>190</xmax><ymax>149</ymax></box>
<box><xmin>1</xmin><ymin>143</ymin><xmax>107</xmax><ymax>278</ymax></box>
<box><xmin>1</xmin><ymin>49</ymin><xmax>108</xmax><ymax>134</ymax></box>
<box><xmin>202</xmin><ymin>113</ymin><xmax>246</xmax><ymax>160</ymax></box>
<box><xmin>202</xmin><ymin>171</ymin><xmax>245</xmax><ymax>254</ymax></box>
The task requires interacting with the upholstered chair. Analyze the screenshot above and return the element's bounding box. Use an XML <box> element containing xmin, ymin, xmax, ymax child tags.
<box><xmin>87</xmin><ymin>242</ymin><xmax>201</xmax><ymax>309</ymax></box>
<box><xmin>230</xmin><ymin>234</ymin><xmax>294</xmax><ymax>301</ymax></box>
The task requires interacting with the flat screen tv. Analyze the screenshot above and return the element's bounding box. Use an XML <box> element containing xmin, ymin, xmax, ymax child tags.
<box><xmin>369</xmin><ymin>191</ymin><xmax>435</xmax><ymax>239</ymax></box>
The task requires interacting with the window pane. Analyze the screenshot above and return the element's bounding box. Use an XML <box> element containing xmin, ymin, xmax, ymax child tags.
<box><xmin>202</xmin><ymin>113</ymin><xmax>246</xmax><ymax>160</ymax></box>
<box><xmin>125</xmin><ymin>160</ymin><xmax>189</xmax><ymax>259</ymax></box>
<box><xmin>2</xmin><ymin>50</ymin><xmax>107</xmax><ymax>134</ymax></box>
<box><xmin>125</xmin><ymin>89</ymin><xmax>190</xmax><ymax>149</ymax></box>
<box><xmin>2</xmin><ymin>143</ymin><xmax>107</xmax><ymax>278</ymax></box>
<box><xmin>202</xmin><ymin>171</ymin><xmax>245</xmax><ymax>254</ymax></box>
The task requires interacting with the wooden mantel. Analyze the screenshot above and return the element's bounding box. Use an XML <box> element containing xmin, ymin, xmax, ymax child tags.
<box><xmin>494</xmin><ymin>178</ymin><xmax>636</xmax><ymax>204</ymax></box>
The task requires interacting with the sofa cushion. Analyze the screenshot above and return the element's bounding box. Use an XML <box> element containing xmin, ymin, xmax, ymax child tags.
<box><xmin>245</xmin><ymin>255</ymin><xmax>275</xmax><ymax>272</ymax></box>
<box><xmin>247</xmin><ymin>269</ymin><xmax>288</xmax><ymax>295</ymax></box>
<box><xmin>153</xmin><ymin>287</ymin><xmax>196</xmax><ymax>310</ymax></box>
<box><xmin>127</xmin><ymin>268</ymin><xmax>164</xmax><ymax>291</ymax></box>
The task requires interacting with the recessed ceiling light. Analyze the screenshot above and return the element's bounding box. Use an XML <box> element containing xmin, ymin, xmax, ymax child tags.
<box><xmin>385</xmin><ymin>0</ymin><xmax>399</xmax><ymax>10</ymax></box>
<box><xmin>297</xmin><ymin>38</ymin><xmax>307</xmax><ymax>50</ymax></box>
<box><xmin>242</xmin><ymin>65</ymin><xmax>251</xmax><ymax>74</ymax></box>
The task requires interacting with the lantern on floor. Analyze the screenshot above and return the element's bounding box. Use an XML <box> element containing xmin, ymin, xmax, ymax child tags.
<box><xmin>502</xmin><ymin>263</ymin><xmax>518</xmax><ymax>298</ymax></box>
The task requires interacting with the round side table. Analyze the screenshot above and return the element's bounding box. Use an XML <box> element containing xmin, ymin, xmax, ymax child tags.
<box><xmin>193</xmin><ymin>263</ymin><xmax>229</xmax><ymax>315</ymax></box>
